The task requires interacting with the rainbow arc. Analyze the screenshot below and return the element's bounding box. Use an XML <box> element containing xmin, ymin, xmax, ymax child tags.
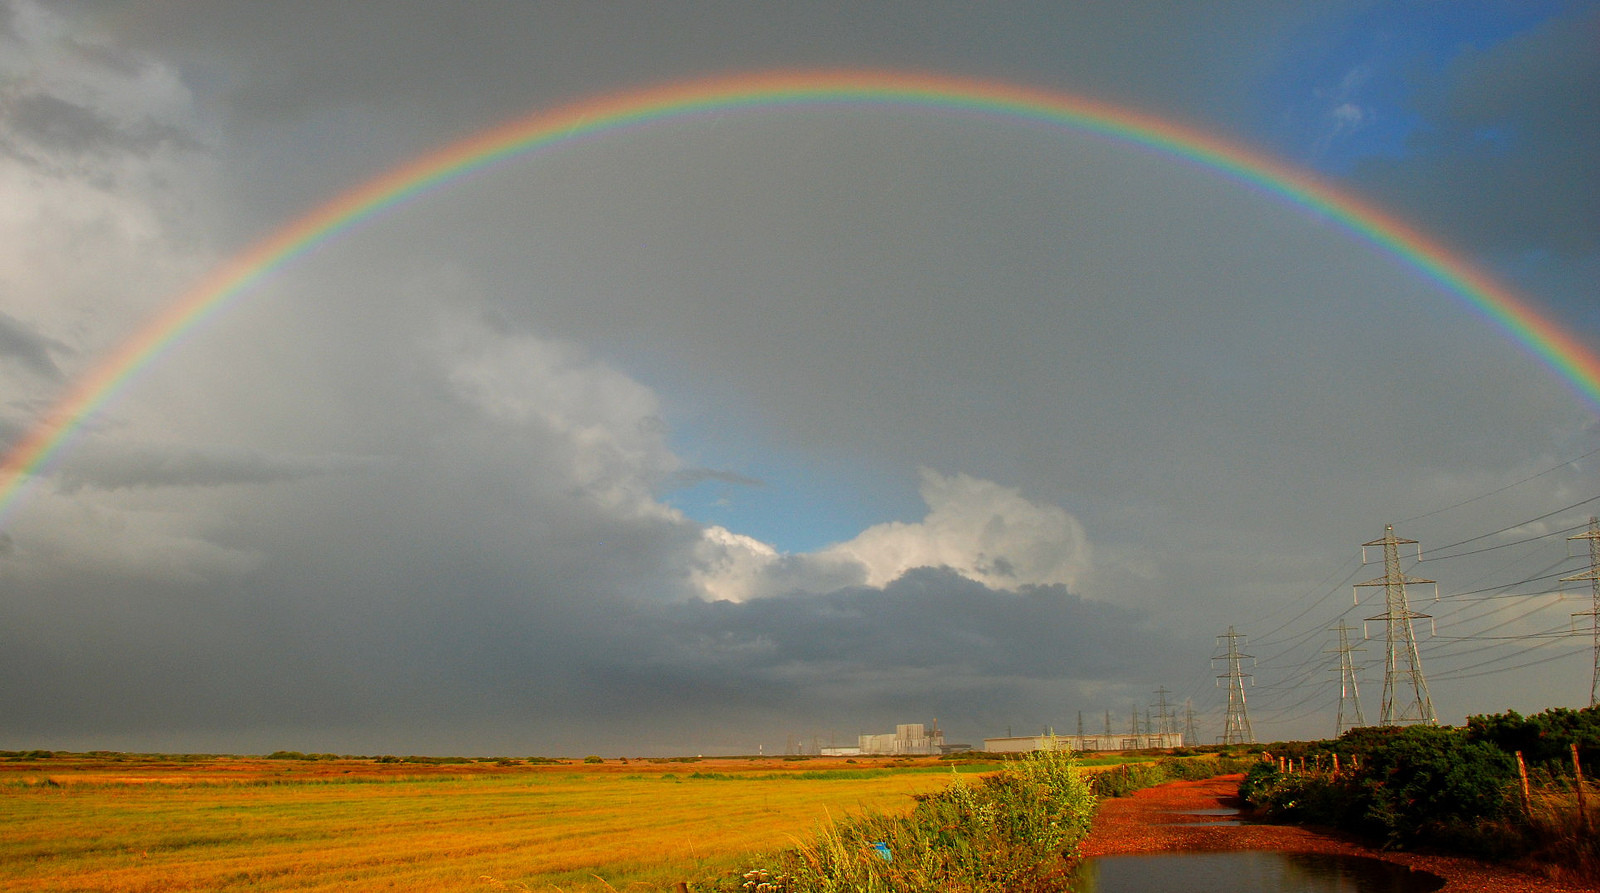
<box><xmin>2</xmin><ymin>70</ymin><xmax>1595</xmax><ymax>521</ymax></box>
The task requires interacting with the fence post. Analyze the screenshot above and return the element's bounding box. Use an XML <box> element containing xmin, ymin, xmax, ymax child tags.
<box><xmin>1516</xmin><ymin>751</ymin><xmax>1532</xmax><ymax>817</ymax></box>
<box><xmin>1332</xmin><ymin>753</ymin><xmax>1340</xmax><ymax>777</ymax></box>
<box><xmin>1575</xmin><ymin>743</ymin><xmax>1589</xmax><ymax>834</ymax></box>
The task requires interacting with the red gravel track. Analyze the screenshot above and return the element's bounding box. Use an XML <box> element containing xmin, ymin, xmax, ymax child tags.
<box><xmin>1079</xmin><ymin>775</ymin><xmax>1597</xmax><ymax>892</ymax></box>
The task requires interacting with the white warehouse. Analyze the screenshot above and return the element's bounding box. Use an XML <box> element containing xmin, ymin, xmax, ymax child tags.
<box><xmin>984</xmin><ymin>732</ymin><xmax>1184</xmax><ymax>753</ymax></box>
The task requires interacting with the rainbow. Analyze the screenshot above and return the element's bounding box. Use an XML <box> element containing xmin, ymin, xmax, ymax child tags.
<box><xmin>2</xmin><ymin>69</ymin><xmax>1596</xmax><ymax>520</ymax></box>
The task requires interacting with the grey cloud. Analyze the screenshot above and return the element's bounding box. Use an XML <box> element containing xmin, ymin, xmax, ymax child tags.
<box><xmin>0</xmin><ymin>311</ymin><xmax>65</xmax><ymax>379</ymax></box>
<box><xmin>0</xmin><ymin>547</ymin><xmax>1183</xmax><ymax>753</ymax></box>
<box><xmin>53</xmin><ymin>443</ymin><xmax>387</xmax><ymax>492</ymax></box>
<box><xmin>667</xmin><ymin>467</ymin><xmax>765</xmax><ymax>489</ymax></box>
<box><xmin>3</xmin><ymin>92</ymin><xmax>198</xmax><ymax>162</ymax></box>
<box><xmin>1352</xmin><ymin>6</ymin><xmax>1600</xmax><ymax>257</ymax></box>
<box><xmin>643</xmin><ymin>569</ymin><xmax>1157</xmax><ymax>682</ymax></box>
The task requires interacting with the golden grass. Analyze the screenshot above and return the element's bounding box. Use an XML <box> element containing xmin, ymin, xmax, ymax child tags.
<box><xmin>0</xmin><ymin>756</ymin><xmax>974</xmax><ymax>891</ymax></box>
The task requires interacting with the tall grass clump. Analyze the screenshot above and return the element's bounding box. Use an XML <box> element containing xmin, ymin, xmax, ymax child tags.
<box><xmin>719</xmin><ymin>747</ymin><xmax>1095</xmax><ymax>892</ymax></box>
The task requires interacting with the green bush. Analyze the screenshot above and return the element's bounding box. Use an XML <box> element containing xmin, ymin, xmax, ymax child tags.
<box><xmin>1467</xmin><ymin>705</ymin><xmax>1600</xmax><ymax>774</ymax></box>
<box><xmin>1244</xmin><ymin>725</ymin><xmax>1518</xmax><ymax>852</ymax></box>
<box><xmin>1356</xmin><ymin>725</ymin><xmax>1516</xmax><ymax>849</ymax></box>
<box><xmin>719</xmin><ymin>747</ymin><xmax>1096</xmax><ymax>892</ymax></box>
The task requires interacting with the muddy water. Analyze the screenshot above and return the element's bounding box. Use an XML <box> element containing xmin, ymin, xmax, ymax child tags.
<box><xmin>1068</xmin><ymin>851</ymin><xmax>1445</xmax><ymax>892</ymax></box>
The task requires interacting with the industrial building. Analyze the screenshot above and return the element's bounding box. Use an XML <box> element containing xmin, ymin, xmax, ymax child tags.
<box><xmin>819</xmin><ymin>722</ymin><xmax>954</xmax><ymax>756</ymax></box>
<box><xmin>983</xmin><ymin>731</ymin><xmax>1184</xmax><ymax>753</ymax></box>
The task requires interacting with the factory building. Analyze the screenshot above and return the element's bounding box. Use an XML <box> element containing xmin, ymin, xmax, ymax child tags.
<box><xmin>983</xmin><ymin>731</ymin><xmax>1184</xmax><ymax>753</ymax></box>
<box><xmin>819</xmin><ymin>722</ymin><xmax>954</xmax><ymax>756</ymax></box>
<box><xmin>861</xmin><ymin>722</ymin><xmax>944</xmax><ymax>755</ymax></box>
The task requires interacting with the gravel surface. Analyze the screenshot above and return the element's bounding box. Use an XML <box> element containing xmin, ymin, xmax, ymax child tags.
<box><xmin>1078</xmin><ymin>774</ymin><xmax>1597</xmax><ymax>892</ymax></box>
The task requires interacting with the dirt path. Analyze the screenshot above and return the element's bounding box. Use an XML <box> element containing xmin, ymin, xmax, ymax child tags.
<box><xmin>1079</xmin><ymin>774</ymin><xmax>1595</xmax><ymax>892</ymax></box>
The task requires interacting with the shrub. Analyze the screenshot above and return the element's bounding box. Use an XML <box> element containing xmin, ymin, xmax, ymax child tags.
<box><xmin>719</xmin><ymin>747</ymin><xmax>1096</xmax><ymax>892</ymax></box>
<box><xmin>1467</xmin><ymin>705</ymin><xmax>1600</xmax><ymax>774</ymax></box>
<box><xmin>583</xmin><ymin>755</ymin><xmax>604</xmax><ymax>764</ymax></box>
<box><xmin>1245</xmin><ymin>725</ymin><xmax>1518</xmax><ymax>853</ymax></box>
<box><xmin>1356</xmin><ymin>725</ymin><xmax>1516</xmax><ymax>850</ymax></box>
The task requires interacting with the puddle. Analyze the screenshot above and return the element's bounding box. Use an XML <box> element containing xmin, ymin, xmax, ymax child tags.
<box><xmin>1168</xmin><ymin>807</ymin><xmax>1244</xmax><ymax>826</ymax></box>
<box><xmin>1069</xmin><ymin>851</ymin><xmax>1445</xmax><ymax>892</ymax></box>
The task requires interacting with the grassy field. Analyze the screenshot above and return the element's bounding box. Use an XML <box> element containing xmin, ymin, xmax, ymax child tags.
<box><xmin>0</xmin><ymin>754</ymin><xmax>991</xmax><ymax>892</ymax></box>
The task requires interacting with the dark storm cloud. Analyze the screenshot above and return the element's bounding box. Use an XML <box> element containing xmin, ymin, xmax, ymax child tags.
<box><xmin>0</xmin><ymin>551</ymin><xmax>1177</xmax><ymax>752</ymax></box>
<box><xmin>635</xmin><ymin>569</ymin><xmax>1155</xmax><ymax>683</ymax></box>
<box><xmin>52</xmin><ymin>442</ymin><xmax>385</xmax><ymax>492</ymax></box>
<box><xmin>0</xmin><ymin>310</ymin><xmax>64</xmax><ymax>379</ymax></box>
<box><xmin>1352</xmin><ymin>6</ymin><xmax>1600</xmax><ymax>258</ymax></box>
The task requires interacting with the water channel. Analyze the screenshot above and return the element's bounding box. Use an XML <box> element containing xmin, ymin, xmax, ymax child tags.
<box><xmin>1068</xmin><ymin>851</ymin><xmax>1445</xmax><ymax>892</ymax></box>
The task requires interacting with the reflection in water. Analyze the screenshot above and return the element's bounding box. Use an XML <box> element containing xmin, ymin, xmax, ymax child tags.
<box><xmin>1069</xmin><ymin>851</ymin><xmax>1445</xmax><ymax>892</ymax></box>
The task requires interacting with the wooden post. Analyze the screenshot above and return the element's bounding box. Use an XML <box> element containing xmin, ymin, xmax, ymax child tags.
<box><xmin>1516</xmin><ymin>751</ymin><xmax>1532</xmax><ymax>817</ymax></box>
<box><xmin>1333</xmin><ymin>753</ymin><xmax>1340</xmax><ymax>777</ymax></box>
<box><xmin>1575</xmin><ymin>743</ymin><xmax>1589</xmax><ymax>834</ymax></box>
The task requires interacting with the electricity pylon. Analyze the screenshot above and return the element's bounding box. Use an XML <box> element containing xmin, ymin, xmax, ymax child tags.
<box><xmin>1183</xmin><ymin>698</ymin><xmax>1199</xmax><ymax>745</ymax></box>
<box><xmin>1355</xmin><ymin>525</ymin><xmax>1437</xmax><ymax>725</ymax></box>
<box><xmin>1562</xmin><ymin>516</ymin><xmax>1600</xmax><ymax>706</ymax></box>
<box><xmin>1327</xmin><ymin>620</ymin><xmax>1366</xmax><ymax>735</ymax></box>
<box><xmin>1152</xmin><ymin>686</ymin><xmax>1176</xmax><ymax>736</ymax></box>
<box><xmin>1214</xmin><ymin>626</ymin><xmax>1254</xmax><ymax>744</ymax></box>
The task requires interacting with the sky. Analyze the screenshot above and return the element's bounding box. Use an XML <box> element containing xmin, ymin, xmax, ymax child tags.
<box><xmin>0</xmin><ymin>1</ymin><xmax>1596</xmax><ymax>757</ymax></box>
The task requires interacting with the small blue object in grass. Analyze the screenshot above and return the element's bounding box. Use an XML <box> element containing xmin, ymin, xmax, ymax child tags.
<box><xmin>870</xmin><ymin>841</ymin><xmax>892</xmax><ymax>861</ymax></box>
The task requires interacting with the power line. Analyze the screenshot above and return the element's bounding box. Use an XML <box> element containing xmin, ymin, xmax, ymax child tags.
<box><xmin>1425</xmin><ymin>494</ymin><xmax>1600</xmax><ymax>554</ymax></box>
<box><xmin>1396</xmin><ymin>446</ymin><xmax>1600</xmax><ymax>525</ymax></box>
<box><xmin>1422</xmin><ymin>520</ymin><xmax>1590</xmax><ymax>562</ymax></box>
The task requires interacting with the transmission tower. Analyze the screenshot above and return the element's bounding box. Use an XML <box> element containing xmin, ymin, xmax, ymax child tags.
<box><xmin>1562</xmin><ymin>516</ymin><xmax>1600</xmax><ymax>706</ymax></box>
<box><xmin>1326</xmin><ymin>621</ymin><xmax>1367</xmax><ymax>735</ymax></box>
<box><xmin>1214</xmin><ymin>626</ymin><xmax>1255</xmax><ymax>744</ymax></box>
<box><xmin>1355</xmin><ymin>525</ymin><xmax>1437</xmax><ymax>725</ymax></box>
<box><xmin>1183</xmin><ymin>698</ymin><xmax>1199</xmax><ymax>744</ymax></box>
<box><xmin>1152</xmin><ymin>686</ymin><xmax>1176</xmax><ymax>736</ymax></box>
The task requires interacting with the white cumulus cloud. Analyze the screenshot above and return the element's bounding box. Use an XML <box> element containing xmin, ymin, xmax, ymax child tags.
<box><xmin>694</xmin><ymin>468</ymin><xmax>1091</xmax><ymax>601</ymax></box>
